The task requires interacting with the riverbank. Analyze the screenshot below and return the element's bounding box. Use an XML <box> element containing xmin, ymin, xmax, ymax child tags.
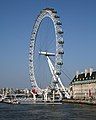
<box><xmin>62</xmin><ymin>99</ymin><xmax>96</xmax><ymax>105</ymax></box>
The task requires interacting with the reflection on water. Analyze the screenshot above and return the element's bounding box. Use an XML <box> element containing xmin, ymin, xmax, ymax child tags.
<box><xmin>0</xmin><ymin>103</ymin><xmax>96</xmax><ymax>120</ymax></box>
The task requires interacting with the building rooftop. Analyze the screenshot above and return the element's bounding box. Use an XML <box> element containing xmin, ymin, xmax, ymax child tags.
<box><xmin>71</xmin><ymin>69</ymin><xmax>96</xmax><ymax>84</ymax></box>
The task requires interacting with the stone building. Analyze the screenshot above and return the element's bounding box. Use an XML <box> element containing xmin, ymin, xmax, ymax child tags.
<box><xmin>70</xmin><ymin>68</ymin><xmax>96</xmax><ymax>100</ymax></box>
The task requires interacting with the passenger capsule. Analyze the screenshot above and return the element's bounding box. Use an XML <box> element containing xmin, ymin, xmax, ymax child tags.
<box><xmin>30</xmin><ymin>38</ymin><xmax>34</xmax><ymax>41</ymax></box>
<box><xmin>33</xmin><ymin>32</ymin><xmax>35</xmax><ymax>34</ymax></box>
<box><xmin>58</xmin><ymin>31</ymin><xmax>63</xmax><ymax>34</ymax></box>
<box><xmin>29</xmin><ymin>59</ymin><xmax>32</xmax><ymax>62</ymax></box>
<box><xmin>56</xmin><ymin>71</ymin><xmax>61</xmax><ymax>75</ymax></box>
<box><xmin>56</xmin><ymin>22</ymin><xmax>62</xmax><ymax>25</ymax></box>
<box><xmin>30</xmin><ymin>45</ymin><xmax>32</xmax><ymax>47</ymax></box>
<box><xmin>52</xmin><ymin>10</ymin><xmax>57</xmax><ymax>14</ymax></box>
<box><xmin>57</xmin><ymin>61</ymin><xmax>63</xmax><ymax>65</ymax></box>
<box><xmin>29</xmin><ymin>52</ymin><xmax>32</xmax><ymax>55</ymax></box>
<box><xmin>58</xmin><ymin>40</ymin><xmax>64</xmax><ymax>44</ymax></box>
<box><xmin>54</xmin><ymin>15</ymin><xmax>60</xmax><ymax>18</ymax></box>
<box><xmin>43</xmin><ymin>8</ymin><xmax>54</xmax><ymax>11</ymax></box>
<box><xmin>58</xmin><ymin>50</ymin><xmax>64</xmax><ymax>54</ymax></box>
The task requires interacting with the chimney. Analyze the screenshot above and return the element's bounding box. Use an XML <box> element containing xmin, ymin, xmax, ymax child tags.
<box><xmin>76</xmin><ymin>71</ymin><xmax>79</xmax><ymax>78</ymax></box>
<box><xmin>85</xmin><ymin>69</ymin><xmax>88</xmax><ymax>77</ymax></box>
<box><xmin>89</xmin><ymin>68</ymin><xmax>93</xmax><ymax>76</ymax></box>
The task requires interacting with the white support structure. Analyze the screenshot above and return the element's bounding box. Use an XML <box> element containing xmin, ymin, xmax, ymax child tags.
<box><xmin>53</xmin><ymin>90</ymin><xmax>55</xmax><ymax>102</ymax></box>
<box><xmin>46</xmin><ymin>56</ymin><xmax>57</xmax><ymax>82</ymax></box>
<box><xmin>39</xmin><ymin>51</ymin><xmax>70</xmax><ymax>99</ymax></box>
<box><xmin>47</xmin><ymin>56</ymin><xmax>70</xmax><ymax>99</ymax></box>
<box><xmin>33</xmin><ymin>93</ymin><xmax>36</xmax><ymax>101</ymax></box>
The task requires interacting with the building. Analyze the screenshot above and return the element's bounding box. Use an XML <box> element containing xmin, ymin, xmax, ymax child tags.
<box><xmin>70</xmin><ymin>68</ymin><xmax>96</xmax><ymax>100</ymax></box>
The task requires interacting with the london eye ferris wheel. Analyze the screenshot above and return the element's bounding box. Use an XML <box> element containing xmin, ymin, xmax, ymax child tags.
<box><xmin>29</xmin><ymin>8</ymin><xmax>70</xmax><ymax>99</ymax></box>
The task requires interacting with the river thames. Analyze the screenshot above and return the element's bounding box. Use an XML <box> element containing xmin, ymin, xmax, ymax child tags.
<box><xmin>0</xmin><ymin>103</ymin><xmax>96</xmax><ymax>120</ymax></box>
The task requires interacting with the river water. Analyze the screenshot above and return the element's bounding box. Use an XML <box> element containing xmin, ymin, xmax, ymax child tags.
<box><xmin>0</xmin><ymin>103</ymin><xmax>96</xmax><ymax>120</ymax></box>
